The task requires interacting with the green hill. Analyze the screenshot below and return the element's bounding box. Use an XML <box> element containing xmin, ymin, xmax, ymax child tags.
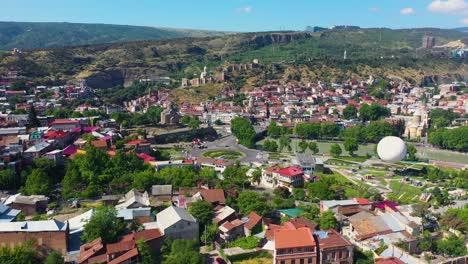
<box><xmin>1</xmin><ymin>27</ymin><xmax>467</xmax><ymax>91</ymax></box>
<box><xmin>0</xmin><ymin>21</ymin><xmax>227</xmax><ymax>50</ymax></box>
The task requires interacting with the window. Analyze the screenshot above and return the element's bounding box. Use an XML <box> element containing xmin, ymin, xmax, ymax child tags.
<box><xmin>280</xmin><ymin>261</ymin><xmax>285</xmax><ymax>264</ymax></box>
<box><xmin>289</xmin><ymin>249</ymin><xmax>293</xmax><ymax>254</ymax></box>
<box><xmin>292</xmin><ymin>260</ymin><xmax>296</xmax><ymax>264</ymax></box>
<box><xmin>308</xmin><ymin>258</ymin><xmax>313</xmax><ymax>264</ymax></box>
<box><xmin>332</xmin><ymin>252</ymin><xmax>336</xmax><ymax>260</ymax></box>
<box><xmin>297</xmin><ymin>247</ymin><xmax>302</xmax><ymax>253</ymax></box>
<box><xmin>300</xmin><ymin>259</ymin><xmax>304</xmax><ymax>264</ymax></box>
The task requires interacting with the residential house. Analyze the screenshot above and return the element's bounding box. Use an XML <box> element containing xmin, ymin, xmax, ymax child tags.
<box><xmin>160</xmin><ymin>108</ymin><xmax>180</xmax><ymax>125</ymax></box>
<box><xmin>0</xmin><ymin>202</ymin><xmax>20</xmax><ymax>222</ymax></box>
<box><xmin>0</xmin><ymin>220</ymin><xmax>68</xmax><ymax>254</ymax></box>
<box><xmin>125</xmin><ymin>140</ymin><xmax>151</xmax><ymax>154</ymax></box>
<box><xmin>117</xmin><ymin>207</ymin><xmax>155</xmax><ymax>224</ymax></box>
<box><xmin>50</xmin><ymin>119</ymin><xmax>81</xmax><ymax>131</ymax></box>
<box><xmin>199</xmin><ymin>189</ymin><xmax>226</xmax><ymax>205</ymax></box>
<box><xmin>151</xmin><ymin>185</ymin><xmax>173</xmax><ymax>202</ymax></box>
<box><xmin>6</xmin><ymin>194</ymin><xmax>48</xmax><ymax>215</ymax></box>
<box><xmin>156</xmin><ymin>206</ymin><xmax>199</xmax><ymax>240</ymax></box>
<box><xmin>78</xmin><ymin>229</ymin><xmax>164</xmax><ymax>264</ymax></box>
<box><xmin>219</xmin><ymin>219</ymin><xmax>245</xmax><ymax>243</ymax></box>
<box><xmin>44</xmin><ymin>149</ymin><xmax>64</xmax><ymax>164</ymax></box>
<box><xmin>243</xmin><ymin>211</ymin><xmax>263</xmax><ymax>236</ymax></box>
<box><xmin>115</xmin><ymin>189</ymin><xmax>150</xmax><ymax>210</ymax></box>
<box><xmin>274</xmin><ymin>227</ymin><xmax>317</xmax><ymax>264</ymax></box>
<box><xmin>42</xmin><ymin>130</ymin><xmax>72</xmax><ymax>148</ymax></box>
<box><xmin>213</xmin><ymin>205</ymin><xmax>237</xmax><ymax>225</ymax></box>
<box><xmin>314</xmin><ymin>230</ymin><xmax>354</xmax><ymax>264</ymax></box>
<box><xmin>262</xmin><ymin>166</ymin><xmax>305</xmax><ymax>189</ymax></box>
<box><xmin>23</xmin><ymin>141</ymin><xmax>52</xmax><ymax>160</ymax></box>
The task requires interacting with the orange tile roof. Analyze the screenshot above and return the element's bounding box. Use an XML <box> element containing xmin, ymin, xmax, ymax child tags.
<box><xmin>121</xmin><ymin>229</ymin><xmax>163</xmax><ymax>242</ymax></box>
<box><xmin>375</xmin><ymin>257</ymin><xmax>406</xmax><ymax>264</ymax></box>
<box><xmin>244</xmin><ymin>212</ymin><xmax>262</xmax><ymax>230</ymax></box>
<box><xmin>91</xmin><ymin>140</ymin><xmax>107</xmax><ymax>148</ymax></box>
<box><xmin>316</xmin><ymin>229</ymin><xmax>352</xmax><ymax>249</ymax></box>
<box><xmin>106</xmin><ymin>240</ymin><xmax>135</xmax><ymax>254</ymax></box>
<box><xmin>275</xmin><ymin>227</ymin><xmax>315</xmax><ymax>249</ymax></box>
<box><xmin>200</xmin><ymin>189</ymin><xmax>225</xmax><ymax>204</ymax></box>
<box><xmin>108</xmin><ymin>247</ymin><xmax>139</xmax><ymax>264</ymax></box>
<box><xmin>77</xmin><ymin>238</ymin><xmax>104</xmax><ymax>264</ymax></box>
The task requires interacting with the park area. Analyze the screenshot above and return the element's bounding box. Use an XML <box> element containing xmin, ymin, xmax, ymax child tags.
<box><xmin>257</xmin><ymin>138</ymin><xmax>468</xmax><ymax>164</ymax></box>
<box><xmin>203</xmin><ymin>150</ymin><xmax>244</xmax><ymax>160</ymax></box>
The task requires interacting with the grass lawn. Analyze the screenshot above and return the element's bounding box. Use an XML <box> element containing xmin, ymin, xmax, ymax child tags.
<box><xmin>335</xmin><ymin>156</ymin><xmax>369</xmax><ymax>163</ymax></box>
<box><xmin>388</xmin><ymin>181</ymin><xmax>422</xmax><ymax>204</ymax></box>
<box><xmin>267</xmin><ymin>152</ymin><xmax>290</xmax><ymax>159</ymax></box>
<box><xmin>234</xmin><ymin>258</ymin><xmax>273</xmax><ymax>264</ymax></box>
<box><xmin>325</xmin><ymin>159</ymin><xmax>357</xmax><ymax>166</ymax></box>
<box><xmin>203</xmin><ymin>150</ymin><xmax>244</xmax><ymax>160</ymax></box>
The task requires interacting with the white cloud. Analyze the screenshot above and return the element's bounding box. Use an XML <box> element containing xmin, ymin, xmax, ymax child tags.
<box><xmin>428</xmin><ymin>0</ymin><xmax>468</xmax><ymax>14</ymax></box>
<box><xmin>369</xmin><ymin>7</ymin><xmax>380</xmax><ymax>12</ymax></box>
<box><xmin>460</xmin><ymin>17</ymin><xmax>468</xmax><ymax>24</ymax></box>
<box><xmin>235</xmin><ymin>6</ymin><xmax>252</xmax><ymax>13</ymax></box>
<box><xmin>400</xmin><ymin>8</ymin><xmax>416</xmax><ymax>15</ymax></box>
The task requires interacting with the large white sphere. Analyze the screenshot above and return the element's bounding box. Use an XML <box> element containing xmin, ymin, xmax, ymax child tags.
<box><xmin>377</xmin><ymin>136</ymin><xmax>407</xmax><ymax>163</ymax></box>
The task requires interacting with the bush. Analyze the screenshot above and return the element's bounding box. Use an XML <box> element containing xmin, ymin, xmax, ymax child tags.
<box><xmin>227</xmin><ymin>236</ymin><xmax>260</xmax><ymax>249</ymax></box>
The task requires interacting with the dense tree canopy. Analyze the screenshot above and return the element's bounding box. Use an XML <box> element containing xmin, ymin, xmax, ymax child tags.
<box><xmin>163</xmin><ymin>240</ymin><xmax>204</xmax><ymax>264</ymax></box>
<box><xmin>231</xmin><ymin>117</ymin><xmax>256</xmax><ymax>148</ymax></box>
<box><xmin>343</xmin><ymin>104</ymin><xmax>358</xmax><ymax>120</ymax></box>
<box><xmin>237</xmin><ymin>191</ymin><xmax>271</xmax><ymax>215</ymax></box>
<box><xmin>428</xmin><ymin>126</ymin><xmax>468</xmax><ymax>152</ymax></box>
<box><xmin>188</xmin><ymin>200</ymin><xmax>214</xmax><ymax>228</ymax></box>
<box><xmin>82</xmin><ymin>206</ymin><xmax>126</xmax><ymax>243</ymax></box>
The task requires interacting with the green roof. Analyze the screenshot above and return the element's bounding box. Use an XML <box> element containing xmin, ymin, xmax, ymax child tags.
<box><xmin>278</xmin><ymin>208</ymin><xmax>304</xmax><ymax>218</ymax></box>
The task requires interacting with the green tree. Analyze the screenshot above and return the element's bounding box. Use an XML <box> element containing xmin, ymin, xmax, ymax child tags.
<box><xmin>163</xmin><ymin>240</ymin><xmax>204</xmax><ymax>264</ymax></box>
<box><xmin>344</xmin><ymin>137</ymin><xmax>359</xmax><ymax>156</ymax></box>
<box><xmin>298</xmin><ymin>140</ymin><xmax>308</xmax><ymax>152</ymax></box>
<box><xmin>320</xmin><ymin>123</ymin><xmax>340</xmax><ymax>138</ymax></box>
<box><xmin>146</xmin><ymin>106</ymin><xmax>164</xmax><ymax>125</ymax></box>
<box><xmin>231</xmin><ymin>117</ymin><xmax>256</xmax><ymax>148</ymax></box>
<box><xmin>267</xmin><ymin>120</ymin><xmax>281</xmax><ymax>137</ymax></box>
<box><xmin>343</xmin><ymin>104</ymin><xmax>358</xmax><ymax>120</ymax></box>
<box><xmin>180</xmin><ymin>115</ymin><xmax>191</xmax><ymax>125</ymax></box>
<box><xmin>188</xmin><ymin>117</ymin><xmax>201</xmax><ymax>130</ymax></box>
<box><xmin>406</xmin><ymin>144</ymin><xmax>417</xmax><ymax>161</ymax></box>
<box><xmin>292</xmin><ymin>188</ymin><xmax>306</xmax><ymax>201</ymax></box>
<box><xmin>137</xmin><ymin>239</ymin><xmax>155</xmax><ymax>264</ymax></box>
<box><xmin>23</xmin><ymin>169</ymin><xmax>53</xmax><ymax>195</ymax></box>
<box><xmin>419</xmin><ymin>231</ymin><xmax>434</xmax><ymax>252</ymax></box>
<box><xmin>82</xmin><ymin>206</ymin><xmax>126</xmax><ymax>243</ymax></box>
<box><xmin>237</xmin><ymin>191</ymin><xmax>270</xmax><ymax>215</ymax></box>
<box><xmin>61</xmin><ymin>162</ymin><xmax>83</xmax><ymax>199</ymax></box>
<box><xmin>319</xmin><ymin>210</ymin><xmax>338</xmax><ymax>229</ymax></box>
<box><xmin>27</xmin><ymin>105</ymin><xmax>41</xmax><ymax>128</ymax></box>
<box><xmin>436</xmin><ymin>235</ymin><xmax>467</xmax><ymax>257</ymax></box>
<box><xmin>201</xmin><ymin>223</ymin><xmax>218</xmax><ymax>246</ymax></box>
<box><xmin>188</xmin><ymin>200</ymin><xmax>214</xmax><ymax>228</ymax></box>
<box><xmin>263</xmin><ymin>139</ymin><xmax>278</xmax><ymax>152</ymax></box>
<box><xmin>308</xmin><ymin>142</ymin><xmax>319</xmax><ymax>154</ymax></box>
<box><xmin>0</xmin><ymin>169</ymin><xmax>18</xmax><ymax>190</ymax></box>
<box><xmin>44</xmin><ymin>251</ymin><xmax>64</xmax><ymax>264</ymax></box>
<box><xmin>278</xmin><ymin>136</ymin><xmax>291</xmax><ymax>152</ymax></box>
<box><xmin>330</xmin><ymin>143</ymin><xmax>342</xmax><ymax>157</ymax></box>
<box><xmin>251</xmin><ymin>169</ymin><xmax>262</xmax><ymax>185</ymax></box>
<box><xmin>0</xmin><ymin>241</ymin><xmax>39</xmax><ymax>264</ymax></box>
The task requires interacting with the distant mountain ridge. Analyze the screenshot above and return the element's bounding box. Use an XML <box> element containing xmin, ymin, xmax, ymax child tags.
<box><xmin>0</xmin><ymin>21</ymin><xmax>227</xmax><ymax>50</ymax></box>
<box><xmin>454</xmin><ymin>27</ymin><xmax>468</xmax><ymax>33</ymax></box>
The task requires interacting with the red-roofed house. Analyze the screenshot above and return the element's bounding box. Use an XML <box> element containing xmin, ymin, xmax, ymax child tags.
<box><xmin>125</xmin><ymin>140</ymin><xmax>151</xmax><ymax>154</ymax></box>
<box><xmin>375</xmin><ymin>257</ymin><xmax>406</xmax><ymax>264</ymax></box>
<box><xmin>274</xmin><ymin>227</ymin><xmax>317</xmax><ymax>264</ymax></box>
<box><xmin>273</xmin><ymin>166</ymin><xmax>305</xmax><ymax>189</ymax></box>
<box><xmin>42</xmin><ymin>130</ymin><xmax>72</xmax><ymax>148</ymax></box>
<box><xmin>50</xmin><ymin>119</ymin><xmax>81</xmax><ymax>131</ymax></box>
<box><xmin>199</xmin><ymin>189</ymin><xmax>225</xmax><ymax>205</ymax></box>
<box><xmin>77</xmin><ymin>229</ymin><xmax>164</xmax><ymax>264</ymax></box>
<box><xmin>136</xmin><ymin>153</ymin><xmax>156</xmax><ymax>163</ymax></box>
<box><xmin>244</xmin><ymin>211</ymin><xmax>263</xmax><ymax>236</ymax></box>
<box><xmin>219</xmin><ymin>219</ymin><xmax>245</xmax><ymax>243</ymax></box>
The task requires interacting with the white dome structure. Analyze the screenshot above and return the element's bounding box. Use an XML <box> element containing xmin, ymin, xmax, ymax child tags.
<box><xmin>377</xmin><ymin>136</ymin><xmax>407</xmax><ymax>163</ymax></box>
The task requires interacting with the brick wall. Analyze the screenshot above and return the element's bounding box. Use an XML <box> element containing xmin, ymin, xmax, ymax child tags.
<box><xmin>0</xmin><ymin>231</ymin><xmax>68</xmax><ymax>254</ymax></box>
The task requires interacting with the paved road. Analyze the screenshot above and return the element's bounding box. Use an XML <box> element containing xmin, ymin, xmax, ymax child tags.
<box><xmin>189</xmin><ymin>135</ymin><xmax>262</xmax><ymax>163</ymax></box>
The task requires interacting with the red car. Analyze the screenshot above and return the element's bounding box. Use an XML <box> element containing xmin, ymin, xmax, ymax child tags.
<box><xmin>215</xmin><ymin>257</ymin><xmax>227</xmax><ymax>264</ymax></box>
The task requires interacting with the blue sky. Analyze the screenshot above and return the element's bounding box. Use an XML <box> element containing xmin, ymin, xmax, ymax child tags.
<box><xmin>1</xmin><ymin>0</ymin><xmax>468</xmax><ymax>31</ymax></box>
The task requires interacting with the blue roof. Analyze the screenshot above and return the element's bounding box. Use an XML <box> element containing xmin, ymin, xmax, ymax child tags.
<box><xmin>313</xmin><ymin>231</ymin><xmax>329</xmax><ymax>239</ymax></box>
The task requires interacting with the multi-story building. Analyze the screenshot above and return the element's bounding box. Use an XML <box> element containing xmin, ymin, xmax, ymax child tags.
<box><xmin>274</xmin><ymin>227</ymin><xmax>317</xmax><ymax>264</ymax></box>
<box><xmin>262</xmin><ymin>166</ymin><xmax>305</xmax><ymax>189</ymax></box>
<box><xmin>0</xmin><ymin>220</ymin><xmax>68</xmax><ymax>254</ymax></box>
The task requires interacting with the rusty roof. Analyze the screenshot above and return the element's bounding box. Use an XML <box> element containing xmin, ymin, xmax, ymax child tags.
<box><xmin>275</xmin><ymin>227</ymin><xmax>315</xmax><ymax>249</ymax></box>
